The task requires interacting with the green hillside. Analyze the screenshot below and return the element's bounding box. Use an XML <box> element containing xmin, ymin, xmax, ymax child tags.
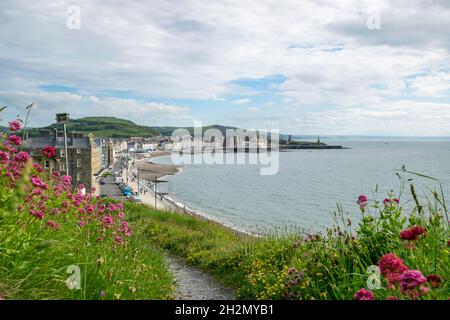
<box><xmin>27</xmin><ymin>117</ymin><xmax>158</xmax><ymax>138</ymax></box>
<box><xmin>23</xmin><ymin>116</ymin><xmax>241</xmax><ymax>138</ymax></box>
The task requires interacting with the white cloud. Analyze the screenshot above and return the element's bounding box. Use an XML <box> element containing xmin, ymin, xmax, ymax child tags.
<box><xmin>0</xmin><ymin>90</ymin><xmax>192</xmax><ymax>127</ymax></box>
<box><xmin>409</xmin><ymin>72</ymin><xmax>450</xmax><ymax>97</ymax></box>
<box><xmin>0</xmin><ymin>0</ymin><xmax>449</xmax><ymax>135</ymax></box>
<box><xmin>234</xmin><ymin>98</ymin><xmax>251</xmax><ymax>105</ymax></box>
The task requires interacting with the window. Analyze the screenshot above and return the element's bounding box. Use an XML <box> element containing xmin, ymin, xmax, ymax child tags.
<box><xmin>60</xmin><ymin>149</ymin><xmax>65</xmax><ymax>157</ymax></box>
<box><xmin>59</xmin><ymin>163</ymin><xmax>65</xmax><ymax>171</ymax></box>
<box><xmin>76</xmin><ymin>148</ymin><xmax>81</xmax><ymax>154</ymax></box>
<box><xmin>76</xmin><ymin>173</ymin><xmax>81</xmax><ymax>181</ymax></box>
<box><xmin>77</xmin><ymin>159</ymin><xmax>82</xmax><ymax>167</ymax></box>
<box><xmin>44</xmin><ymin>160</ymin><xmax>50</xmax><ymax>169</ymax></box>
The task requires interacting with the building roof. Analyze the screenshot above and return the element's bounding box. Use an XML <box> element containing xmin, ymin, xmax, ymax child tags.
<box><xmin>24</xmin><ymin>137</ymin><xmax>90</xmax><ymax>149</ymax></box>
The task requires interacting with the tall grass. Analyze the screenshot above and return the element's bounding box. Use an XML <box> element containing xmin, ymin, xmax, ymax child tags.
<box><xmin>129</xmin><ymin>177</ymin><xmax>449</xmax><ymax>300</ymax></box>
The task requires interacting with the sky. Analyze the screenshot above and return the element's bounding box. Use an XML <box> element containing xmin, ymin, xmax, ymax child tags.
<box><xmin>1</xmin><ymin>0</ymin><xmax>450</xmax><ymax>136</ymax></box>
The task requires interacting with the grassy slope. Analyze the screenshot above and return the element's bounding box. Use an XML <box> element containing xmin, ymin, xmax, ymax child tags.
<box><xmin>1</xmin><ymin>199</ymin><xmax>173</xmax><ymax>300</ymax></box>
<box><xmin>125</xmin><ymin>196</ymin><xmax>449</xmax><ymax>300</ymax></box>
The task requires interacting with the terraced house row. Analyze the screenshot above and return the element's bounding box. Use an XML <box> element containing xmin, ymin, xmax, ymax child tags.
<box><xmin>24</xmin><ymin>129</ymin><xmax>115</xmax><ymax>190</ymax></box>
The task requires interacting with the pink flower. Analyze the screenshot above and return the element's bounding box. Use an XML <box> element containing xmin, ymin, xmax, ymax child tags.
<box><xmin>399</xmin><ymin>270</ymin><xmax>426</xmax><ymax>290</ymax></box>
<box><xmin>378</xmin><ymin>253</ymin><xmax>409</xmax><ymax>276</ymax></box>
<box><xmin>378</xmin><ymin>253</ymin><xmax>409</xmax><ymax>288</ymax></box>
<box><xmin>14</xmin><ymin>152</ymin><xmax>30</xmax><ymax>163</ymax></box>
<box><xmin>357</xmin><ymin>195</ymin><xmax>368</xmax><ymax>210</ymax></box>
<box><xmin>383</xmin><ymin>198</ymin><xmax>391</xmax><ymax>207</ymax></box>
<box><xmin>78</xmin><ymin>184</ymin><xmax>85</xmax><ymax>190</ymax></box>
<box><xmin>386</xmin><ymin>296</ymin><xmax>398</xmax><ymax>300</ymax></box>
<box><xmin>0</xmin><ymin>151</ymin><xmax>9</xmax><ymax>162</ymax></box>
<box><xmin>114</xmin><ymin>236</ymin><xmax>124</xmax><ymax>244</ymax></box>
<box><xmin>7</xmin><ymin>134</ymin><xmax>22</xmax><ymax>146</ymax></box>
<box><xmin>62</xmin><ymin>175</ymin><xmax>72</xmax><ymax>184</ymax></box>
<box><xmin>102</xmin><ymin>215</ymin><xmax>113</xmax><ymax>226</ymax></box>
<box><xmin>31</xmin><ymin>176</ymin><xmax>48</xmax><ymax>190</ymax></box>
<box><xmin>30</xmin><ymin>210</ymin><xmax>44</xmax><ymax>219</ymax></box>
<box><xmin>32</xmin><ymin>163</ymin><xmax>44</xmax><ymax>173</ymax></box>
<box><xmin>42</xmin><ymin>145</ymin><xmax>56</xmax><ymax>158</ymax></box>
<box><xmin>8</xmin><ymin>120</ymin><xmax>22</xmax><ymax>131</ymax></box>
<box><xmin>393</xmin><ymin>198</ymin><xmax>400</xmax><ymax>204</ymax></box>
<box><xmin>119</xmin><ymin>221</ymin><xmax>132</xmax><ymax>237</ymax></box>
<box><xmin>46</xmin><ymin>220</ymin><xmax>60</xmax><ymax>230</ymax></box>
<box><xmin>354</xmin><ymin>288</ymin><xmax>374</xmax><ymax>300</ymax></box>
<box><xmin>400</xmin><ymin>225</ymin><xmax>427</xmax><ymax>241</ymax></box>
<box><xmin>77</xmin><ymin>221</ymin><xmax>88</xmax><ymax>228</ymax></box>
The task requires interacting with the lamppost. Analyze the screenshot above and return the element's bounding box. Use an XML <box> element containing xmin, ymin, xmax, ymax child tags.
<box><xmin>56</xmin><ymin>113</ymin><xmax>70</xmax><ymax>177</ymax></box>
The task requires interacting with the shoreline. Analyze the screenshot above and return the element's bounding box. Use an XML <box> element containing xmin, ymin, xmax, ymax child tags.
<box><xmin>128</xmin><ymin>152</ymin><xmax>255</xmax><ymax>237</ymax></box>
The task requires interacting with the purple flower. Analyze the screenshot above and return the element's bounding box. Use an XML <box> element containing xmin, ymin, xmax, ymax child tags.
<box><xmin>354</xmin><ymin>288</ymin><xmax>375</xmax><ymax>300</ymax></box>
<box><xmin>399</xmin><ymin>270</ymin><xmax>426</xmax><ymax>290</ymax></box>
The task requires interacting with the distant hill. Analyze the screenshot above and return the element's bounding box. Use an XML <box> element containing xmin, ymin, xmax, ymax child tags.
<box><xmin>27</xmin><ymin>116</ymin><xmax>158</xmax><ymax>138</ymax></box>
<box><xmin>24</xmin><ymin>117</ymin><xmax>240</xmax><ymax>138</ymax></box>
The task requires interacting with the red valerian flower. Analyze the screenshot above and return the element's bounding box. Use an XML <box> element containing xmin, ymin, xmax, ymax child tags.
<box><xmin>357</xmin><ymin>194</ymin><xmax>368</xmax><ymax>210</ymax></box>
<box><xmin>400</xmin><ymin>225</ymin><xmax>427</xmax><ymax>241</ymax></box>
<box><xmin>7</xmin><ymin>134</ymin><xmax>22</xmax><ymax>146</ymax></box>
<box><xmin>31</xmin><ymin>176</ymin><xmax>48</xmax><ymax>190</ymax></box>
<box><xmin>8</xmin><ymin>120</ymin><xmax>22</xmax><ymax>131</ymax></box>
<box><xmin>0</xmin><ymin>151</ymin><xmax>9</xmax><ymax>162</ymax></box>
<box><xmin>14</xmin><ymin>152</ymin><xmax>31</xmax><ymax>163</ymax></box>
<box><xmin>354</xmin><ymin>288</ymin><xmax>375</xmax><ymax>300</ymax></box>
<box><xmin>426</xmin><ymin>274</ymin><xmax>442</xmax><ymax>288</ymax></box>
<box><xmin>42</xmin><ymin>145</ymin><xmax>56</xmax><ymax>158</ymax></box>
<box><xmin>399</xmin><ymin>270</ymin><xmax>426</xmax><ymax>290</ymax></box>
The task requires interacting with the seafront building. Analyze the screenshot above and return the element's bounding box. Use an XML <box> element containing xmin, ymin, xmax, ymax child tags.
<box><xmin>24</xmin><ymin>130</ymin><xmax>102</xmax><ymax>189</ymax></box>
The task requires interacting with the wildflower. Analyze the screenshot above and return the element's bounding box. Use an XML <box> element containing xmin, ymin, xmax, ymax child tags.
<box><xmin>114</xmin><ymin>236</ymin><xmax>124</xmax><ymax>244</ymax></box>
<box><xmin>61</xmin><ymin>175</ymin><xmax>72</xmax><ymax>185</ymax></box>
<box><xmin>46</xmin><ymin>220</ymin><xmax>60</xmax><ymax>230</ymax></box>
<box><xmin>119</xmin><ymin>221</ymin><xmax>132</xmax><ymax>236</ymax></box>
<box><xmin>113</xmin><ymin>293</ymin><xmax>121</xmax><ymax>300</ymax></box>
<box><xmin>77</xmin><ymin>221</ymin><xmax>88</xmax><ymax>228</ymax></box>
<box><xmin>383</xmin><ymin>198</ymin><xmax>391</xmax><ymax>207</ymax></box>
<box><xmin>0</xmin><ymin>151</ymin><xmax>9</xmax><ymax>162</ymax></box>
<box><xmin>399</xmin><ymin>270</ymin><xmax>426</xmax><ymax>290</ymax></box>
<box><xmin>50</xmin><ymin>208</ymin><xmax>59</xmax><ymax>215</ymax></box>
<box><xmin>426</xmin><ymin>274</ymin><xmax>442</xmax><ymax>288</ymax></box>
<box><xmin>7</xmin><ymin>134</ymin><xmax>22</xmax><ymax>146</ymax></box>
<box><xmin>357</xmin><ymin>195</ymin><xmax>368</xmax><ymax>211</ymax></box>
<box><xmin>32</xmin><ymin>163</ymin><xmax>44</xmax><ymax>173</ymax></box>
<box><xmin>393</xmin><ymin>198</ymin><xmax>400</xmax><ymax>204</ymax></box>
<box><xmin>31</xmin><ymin>176</ymin><xmax>48</xmax><ymax>190</ymax></box>
<box><xmin>99</xmin><ymin>290</ymin><xmax>106</xmax><ymax>299</ymax></box>
<box><xmin>42</xmin><ymin>145</ymin><xmax>56</xmax><ymax>158</ymax></box>
<box><xmin>400</xmin><ymin>225</ymin><xmax>427</xmax><ymax>241</ymax></box>
<box><xmin>354</xmin><ymin>288</ymin><xmax>375</xmax><ymax>300</ymax></box>
<box><xmin>102</xmin><ymin>215</ymin><xmax>113</xmax><ymax>226</ymax></box>
<box><xmin>378</xmin><ymin>253</ymin><xmax>409</xmax><ymax>276</ymax></box>
<box><xmin>30</xmin><ymin>210</ymin><xmax>44</xmax><ymax>219</ymax></box>
<box><xmin>386</xmin><ymin>296</ymin><xmax>398</xmax><ymax>300</ymax></box>
<box><xmin>129</xmin><ymin>287</ymin><xmax>137</xmax><ymax>294</ymax></box>
<box><xmin>8</xmin><ymin>120</ymin><xmax>22</xmax><ymax>131</ymax></box>
<box><xmin>14</xmin><ymin>152</ymin><xmax>30</xmax><ymax>163</ymax></box>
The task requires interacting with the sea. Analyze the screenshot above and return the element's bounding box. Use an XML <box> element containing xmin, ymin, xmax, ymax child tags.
<box><xmin>153</xmin><ymin>138</ymin><xmax>450</xmax><ymax>233</ymax></box>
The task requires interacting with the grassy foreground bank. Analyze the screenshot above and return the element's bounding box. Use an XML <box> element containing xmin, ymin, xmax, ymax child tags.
<box><xmin>126</xmin><ymin>183</ymin><xmax>449</xmax><ymax>300</ymax></box>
